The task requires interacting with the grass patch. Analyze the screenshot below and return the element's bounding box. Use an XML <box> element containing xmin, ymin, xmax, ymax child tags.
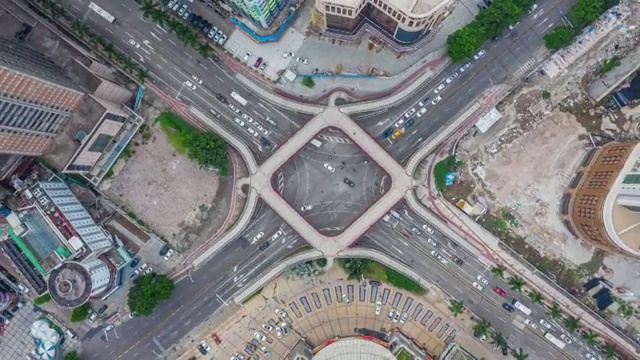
<box><xmin>433</xmin><ymin>156</ymin><xmax>462</xmax><ymax>192</ymax></box>
<box><xmin>34</xmin><ymin>293</ymin><xmax>52</xmax><ymax>305</ymax></box>
<box><xmin>599</xmin><ymin>56</ymin><xmax>621</xmax><ymax>74</ymax></box>
<box><xmin>157</xmin><ymin>112</ymin><xmax>196</xmax><ymax>154</ymax></box>
<box><xmin>241</xmin><ymin>287</ymin><xmax>263</xmax><ymax>304</ymax></box>
<box><xmin>396</xmin><ymin>349</ymin><xmax>414</xmax><ymax>360</ymax></box>
<box><xmin>340</xmin><ymin>259</ymin><xmax>426</xmax><ymax>295</ymax></box>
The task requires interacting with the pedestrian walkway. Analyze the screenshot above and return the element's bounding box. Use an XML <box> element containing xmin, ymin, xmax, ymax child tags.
<box><xmin>251</xmin><ymin>106</ymin><xmax>412</xmax><ymax>257</ymax></box>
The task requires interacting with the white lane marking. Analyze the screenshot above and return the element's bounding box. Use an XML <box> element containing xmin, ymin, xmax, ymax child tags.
<box><xmin>199</xmin><ymin>63</ymin><xmax>208</xmax><ymax>70</ymax></box>
<box><xmin>156</xmin><ymin>24</ymin><xmax>168</xmax><ymax>33</ymax></box>
<box><xmin>141</xmin><ymin>48</ymin><xmax>151</xmax><ymax>55</ymax></box>
<box><xmin>139</xmin><ymin>16</ymin><xmax>147</xmax><ymax>23</ymax></box>
<box><xmin>161</xmin><ymin>57</ymin><xmax>168</xmax><ymax>63</ymax></box>
<box><xmin>168</xmin><ymin>72</ymin><xmax>180</xmax><ymax>82</ymax></box>
<box><xmin>135</xmin><ymin>52</ymin><xmax>145</xmax><ymax>63</ymax></box>
<box><xmin>257</xmin><ymin>103</ymin><xmax>271</xmax><ymax>112</ymax></box>
<box><xmin>214</xmin><ymin>75</ymin><xmax>225</xmax><ymax>83</ymax></box>
<box><xmin>156</xmin><ymin>65</ymin><xmax>163</xmax><ymax>70</ymax></box>
<box><xmin>168</xmin><ymin>39</ymin><xmax>177</xmax><ymax>46</ymax></box>
<box><xmin>150</xmin><ymin>32</ymin><xmax>162</xmax><ymax>41</ymax></box>
<box><xmin>104</xmin><ymin>28</ymin><xmax>113</xmax><ymax>34</ymax></box>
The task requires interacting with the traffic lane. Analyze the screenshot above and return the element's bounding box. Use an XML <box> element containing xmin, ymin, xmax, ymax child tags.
<box><xmin>357</xmin><ymin>237</ymin><xmax>571</xmax><ymax>360</ymax></box>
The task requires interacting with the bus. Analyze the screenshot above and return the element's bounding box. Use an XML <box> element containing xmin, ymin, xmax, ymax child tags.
<box><xmin>544</xmin><ymin>332</ymin><xmax>566</xmax><ymax>350</ymax></box>
<box><xmin>231</xmin><ymin>91</ymin><xmax>247</xmax><ymax>106</ymax></box>
<box><xmin>511</xmin><ymin>299</ymin><xmax>532</xmax><ymax>316</ymax></box>
<box><xmin>89</xmin><ymin>2</ymin><xmax>116</xmax><ymax>24</ymax></box>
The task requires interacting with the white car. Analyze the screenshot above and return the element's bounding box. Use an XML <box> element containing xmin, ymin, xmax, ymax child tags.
<box><xmin>394</xmin><ymin>118</ymin><xmax>405</xmax><ymax>128</ymax></box>
<box><xmin>139</xmin><ymin>263</ymin><xmax>148</xmax><ymax>271</ymax></box>
<box><xmin>539</xmin><ymin>319</ymin><xmax>552</xmax><ymax>330</ymax></box>
<box><xmin>560</xmin><ymin>333</ymin><xmax>572</xmax><ymax>344</ymax></box>
<box><xmin>459</xmin><ymin>62</ymin><xmax>471</xmax><ymax>72</ymax></box>
<box><xmin>208</xmin><ymin>27</ymin><xmax>217</xmax><ymax>39</ymax></box>
<box><xmin>261</xmin><ymin>323</ymin><xmax>273</xmax><ymax>332</ymax></box>
<box><xmin>217</xmin><ymin>34</ymin><xmax>227</xmax><ymax>45</ymax></box>
<box><xmin>416</xmin><ymin>107</ymin><xmax>427</xmax><ymax>117</ymax></box>
<box><xmin>418</xmin><ymin>97</ymin><xmax>430</xmax><ymax>107</ymax></box>
<box><xmin>524</xmin><ymin>318</ymin><xmax>538</xmax><ymax>329</ymax></box>
<box><xmin>271</xmin><ymin>229</ymin><xmax>284</xmax><ymax>240</ymax></box>
<box><xmin>200</xmin><ymin>341</ymin><xmax>211</xmax><ymax>352</ymax></box>
<box><xmin>392</xmin><ymin>311</ymin><xmax>401</xmax><ymax>323</ymax></box>
<box><xmin>430</xmin><ymin>250</ymin><xmax>442</xmax><ymax>260</ymax></box>
<box><xmin>387</xmin><ymin>309</ymin><xmax>395</xmax><ymax>321</ymax></box>
<box><xmin>184</xmin><ymin>81</ymin><xmax>196</xmax><ymax>90</ymax></box>
<box><xmin>104</xmin><ymin>324</ymin><xmax>114</xmax><ymax>331</ymax></box>
<box><xmin>191</xmin><ymin>75</ymin><xmax>203</xmax><ymax>84</ymax></box>
<box><xmin>508</xmin><ymin>21</ymin><xmax>520</xmax><ymax>30</ymax></box>
<box><xmin>259</xmin><ymin>62</ymin><xmax>268</xmax><ymax>71</ymax></box>
<box><xmin>247</xmin><ymin>128</ymin><xmax>259</xmax><ymax>137</ymax></box>
<box><xmin>422</xmin><ymin>225</ymin><xmax>434</xmax><ymax>234</ymax></box>
<box><xmin>255</xmin><ymin>124</ymin><xmax>268</xmax><ymax>135</ymax></box>
<box><xmin>213</xmin><ymin>31</ymin><xmax>222</xmax><ymax>42</ymax></box>
<box><xmin>244</xmin><ymin>52</ymin><xmax>252</xmax><ymax>61</ymax></box>
<box><xmin>375</xmin><ymin>301</ymin><xmax>382</xmax><ymax>315</ymax></box>
<box><xmin>178</xmin><ymin>4</ymin><xmax>187</xmax><ymax>15</ymax></box>
<box><xmin>144</xmin><ymin>267</ymin><xmax>153</xmax><ymax>275</ymax></box>
<box><xmin>528</xmin><ymin>3</ymin><xmax>538</xmax><ymax>13</ymax></box>
<box><xmin>400</xmin><ymin>313</ymin><xmax>408</xmax><ymax>324</ymax></box>
<box><xmin>254</xmin><ymin>332</ymin><xmax>266</xmax><ymax>342</ymax></box>
<box><xmin>275</xmin><ymin>309</ymin><xmax>287</xmax><ymax>318</ymax></box>
<box><xmin>300</xmin><ymin>205</ymin><xmax>313</xmax><ymax>212</ymax></box>
<box><xmin>275</xmin><ymin>327</ymin><xmax>283</xmax><ymax>338</ymax></box>
<box><xmin>477</xmin><ymin>275</ymin><xmax>489</xmax><ymax>285</ymax></box>
<box><xmin>472</xmin><ymin>281</ymin><xmax>484</xmax><ymax>291</ymax></box>
<box><xmin>324</xmin><ymin>164</ymin><xmax>335</xmax><ymax>172</ymax></box>
<box><xmin>404</xmin><ymin>108</ymin><xmax>416</xmax><ymax>118</ymax></box>
<box><xmin>431</xmin><ymin>96</ymin><xmax>442</xmax><ymax>105</ymax></box>
<box><xmin>473</xmin><ymin>49</ymin><xmax>486</xmax><ymax>60</ymax></box>
<box><xmin>252</xmin><ymin>232</ymin><xmax>264</xmax><ymax>243</ymax></box>
<box><xmin>261</xmin><ymin>346</ymin><xmax>271</xmax><ymax>358</ymax></box>
<box><xmin>128</xmin><ymin>39</ymin><xmax>140</xmax><ymax>48</ymax></box>
<box><xmin>426</xmin><ymin>238</ymin><xmax>436</xmax><ymax>246</ymax></box>
<box><xmin>342</xmin><ymin>293</ymin><xmax>351</xmax><ymax>305</ymax></box>
<box><xmin>434</xmin><ymin>83</ymin><xmax>445</xmax><ymax>94</ymax></box>
<box><xmin>241</xmin><ymin>113</ymin><xmax>250</xmax><ymax>120</ymax></box>
<box><xmin>234</xmin><ymin>118</ymin><xmax>245</xmax><ymax>126</ymax></box>
<box><xmin>446</xmin><ymin>72</ymin><xmax>459</xmax><ymax>83</ymax></box>
<box><xmin>296</xmin><ymin>57</ymin><xmax>308</xmax><ymax>64</ymax></box>
<box><xmin>282</xmin><ymin>52</ymin><xmax>294</xmax><ymax>58</ymax></box>
<box><xmin>163</xmin><ymin>249</ymin><xmax>174</xmax><ymax>260</ymax></box>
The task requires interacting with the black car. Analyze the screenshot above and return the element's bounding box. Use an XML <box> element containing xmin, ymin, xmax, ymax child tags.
<box><xmin>0</xmin><ymin>266</ymin><xmax>18</xmax><ymax>284</ymax></box>
<box><xmin>260</xmin><ymin>137</ymin><xmax>272</xmax><ymax>148</ymax></box>
<box><xmin>211</xmin><ymin>55</ymin><xmax>220</xmax><ymax>62</ymax></box>
<box><xmin>130</xmin><ymin>257</ymin><xmax>141</xmax><ymax>268</ymax></box>
<box><xmin>215</xmin><ymin>93</ymin><xmax>227</xmax><ymax>103</ymax></box>
<box><xmin>187</xmin><ymin>13</ymin><xmax>196</xmax><ymax>23</ymax></box>
<box><xmin>259</xmin><ymin>242</ymin><xmax>270</xmax><ymax>251</ymax></box>
<box><xmin>382</xmin><ymin>127</ymin><xmax>394</xmax><ymax>139</ymax></box>
<box><xmin>98</xmin><ymin>304</ymin><xmax>108</xmax><ymax>314</ymax></box>
<box><xmin>369</xmin><ymin>280</ymin><xmax>381</xmax><ymax>287</ymax></box>
<box><xmin>203</xmin><ymin>23</ymin><xmax>213</xmax><ymax>33</ymax></box>
<box><xmin>198</xmin><ymin>345</ymin><xmax>208</xmax><ymax>355</ymax></box>
<box><xmin>192</xmin><ymin>15</ymin><xmax>202</xmax><ymax>26</ymax></box>
<box><xmin>453</xmin><ymin>257</ymin><xmax>464</xmax><ymax>266</ymax></box>
<box><xmin>501</xmin><ymin>343</ymin><xmax>509</xmax><ymax>356</ymax></box>
<box><xmin>2</xmin><ymin>310</ymin><xmax>13</xmax><ymax>320</ymax></box>
<box><xmin>501</xmin><ymin>303</ymin><xmax>515</xmax><ymax>313</ymax></box>
<box><xmin>343</xmin><ymin>178</ymin><xmax>355</xmax><ymax>188</ymax></box>
<box><xmin>199</xmin><ymin>20</ymin><xmax>209</xmax><ymax>31</ymax></box>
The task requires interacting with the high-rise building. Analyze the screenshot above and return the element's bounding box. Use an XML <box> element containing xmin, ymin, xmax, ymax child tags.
<box><xmin>0</xmin><ymin>38</ymin><xmax>84</xmax><ymax>157</ymax></box>
<box><xmin>231</xmin><ymin>0</ymin><xmax>291</xmax><ymax>29</ymax></box>
<box><xmin>563</xmin><ymin>142</ymin><xmax>640</xmax><ymax>258</ymax></box>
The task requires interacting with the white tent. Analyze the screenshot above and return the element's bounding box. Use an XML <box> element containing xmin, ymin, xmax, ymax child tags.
<box><xmin>30</xmin><ymin>319</ymin><xmax>61</xmax><ymax>360</ymax></box>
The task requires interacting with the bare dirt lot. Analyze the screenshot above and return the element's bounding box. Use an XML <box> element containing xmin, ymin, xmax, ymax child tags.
<box><xmin>100</xmin><ymin>97</ymin><xmax>228</xmax><ymax>253</ymax></box>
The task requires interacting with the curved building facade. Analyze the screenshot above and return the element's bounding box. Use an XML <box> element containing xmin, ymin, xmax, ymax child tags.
<box><xmin>563</xmin><ymin>142</ymin><xmax>640</xmax><ymax>258</ymax></box>
<box><xmin>312</xmin><ymin>0</ymin><xmax>456</xmax><ymax>45</ymax></box>
<box><xmin>47</xmin><ymin>258</ymin><xmax>111</xmax><ymax>308</ymax></box>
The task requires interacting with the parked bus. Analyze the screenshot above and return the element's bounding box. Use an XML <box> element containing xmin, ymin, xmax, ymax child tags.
<box><xmin>230</xmin><ymin>91</ymin><xmax>247</xmax><ymax>106</ymax></box>
<box><xmin>511</xmin><ymin>299</ymin><xmax>532</xmax><ymax>316</ymax></box>
<box><xmin>544</xmin><ymin>332</ymin><xmax>566</xmax><ymax>350</ymax></box>
<box><xmin>89</xmin><ymin>2</ymin><xmax>116</xmax><ymax>24</ymax></box>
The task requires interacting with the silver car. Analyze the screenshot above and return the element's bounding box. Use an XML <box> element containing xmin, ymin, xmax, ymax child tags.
<box><xmin>247</xmin><ymin>128</ymin><xmax>259</xmax><ymax>137</ymax></box>
<box><xmin>178</xmin><ymin>4</ymin><xmax>187</xmax><ymax>15</ymax></box>
<box><xmin>234</xmin><ymin>118</ymin><xmax>245</xmax><ymax>126</ymax></box>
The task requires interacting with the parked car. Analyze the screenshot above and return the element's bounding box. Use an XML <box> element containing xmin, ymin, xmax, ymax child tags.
<box><xmin>493</xmin><ymin>287</ymin><xmax>507</xmax><ymax>297</ymax></box>
<box><xmin>98</xmin><ymin>305</ymin><xmax>108</xmax><ymax>314</ymax></box>
<box><xmin>259</xmin><ymin>242</ymin><xmax>270</xmax><ymax>251</ymax></box>
<box><xmin>501</xmin><ymin>303</ymin><xmax>515</xmax><ymax>313</ymax></box>
<box><xmin>199</xmin><ymin>340</ymin><xmax>211</xmax><ymax>354</ymax></box>
<box><xmin>282</xmin><ymin>52</ymin><xmax>294</xmax><ymax>58</ymax></box>
<box><xmin>473</xmin><ymin>49</ymin><xmax>486</xmax><ymax>60</ymax></box>
<box><xmin>254</xmin><ymin>57</ymin><xmax>263</xmax><ymax>68</ymax></box>
<box><xmin>164</xmin><ymin>249</ymin><xmax>174</xmax><ymax>261</ymax></box>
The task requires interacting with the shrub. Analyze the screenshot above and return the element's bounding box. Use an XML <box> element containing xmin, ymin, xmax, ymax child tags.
<box><xmin>70</xmin><ymin>303</ymin><xmax>91</xmax><ymax>322</ymax></box>
<box><xmin>34</xmin><ymin>293</ymin><xmax>52</xmax><ymax>305</ymax></box>
<box><xmin>301</xmin><ymin>77</ymin><xmax>315</xmax><ymax>88</ymax></box>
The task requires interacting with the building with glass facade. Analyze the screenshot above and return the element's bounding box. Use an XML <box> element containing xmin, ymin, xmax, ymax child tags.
<box><xmin>230</xmin><ymin>0</ymin><xmax>291</xmax><ymax>29</ymax></box>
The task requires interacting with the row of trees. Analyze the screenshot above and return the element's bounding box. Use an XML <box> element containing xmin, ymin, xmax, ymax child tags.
<box><xmin>339</xmin><ymin>258</ymin><xmax>425</xmax><ymax>293</ymax></box>
<box><xmin>446</xmin><ymin>0</ymin><xmax>537</xmax><ymax>62</ymax></box>
<box><xmin>543</xmin><ymin>0</ymin><xmax>619</xmax><ymax>51</ymax></box>
<box><xmin>32</xmin><ymin>0</ymin><xmax>150</xmax><ymax>83</ymax></box>
<box><xmin>139</xmin><ymin>0</ymin><xmax>215</xmax><ymax>59</ymax></box>
<box><xmin>127</xmin><ymin>274</ymin><xmax>175</xmax><ymax>316</ymax></box>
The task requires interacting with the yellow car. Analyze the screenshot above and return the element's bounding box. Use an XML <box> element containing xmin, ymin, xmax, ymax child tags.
<box><xmin>391</xmin><ymin>128</ymin><xmax>405</xmax><ymax>140</ymax></box>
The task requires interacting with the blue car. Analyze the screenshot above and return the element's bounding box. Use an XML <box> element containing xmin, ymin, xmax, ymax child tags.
<box><xmin>502</xmin><ymin>303</ymin><xmax>515</xmax><ymax>313</ymax></box>
<box><xmin>382</xmin><ymin>127</ymin><xmax>394</xmax><ymax>139</ymax></box>
<box><xmin>404</xmin><ymin>118</ymin><xmax>415</xmax><ymax>129</ymax></box>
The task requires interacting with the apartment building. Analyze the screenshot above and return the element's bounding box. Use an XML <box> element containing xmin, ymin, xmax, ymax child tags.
<box><xmin>230</xmin><ymin>0</ymin><xmax>292</xmax><ymax>29</ymax></box>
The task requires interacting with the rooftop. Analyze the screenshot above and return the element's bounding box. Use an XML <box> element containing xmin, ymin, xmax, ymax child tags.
<box><xmin>47</xmin><ymin>261</ymin><xmax>92</xmax><ymax>308</ymax></box>
<box><xmin>314</xmin><ymin>339</ymin><xmax>396</xmax><ymax>360</ymax></box>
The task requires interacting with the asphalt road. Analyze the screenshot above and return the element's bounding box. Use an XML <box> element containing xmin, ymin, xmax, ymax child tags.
<box><xmin>354</xmin><ymin>0</ymin><xmax>577</xmax><ymax>163</ymax></box>
<box><xmin>360</xmin><ymin>204</ymin><xmax>603</xmax><ymax>360</ymax></box>
<box><xmin>80</xmin><ymin>204</ymin><xmax>306</xmax><ymax>360</ymax></box>
<box><xmin>59</xmin><ymin>0</ymin><xmax>312</xmax><ymax>164</ymax></box>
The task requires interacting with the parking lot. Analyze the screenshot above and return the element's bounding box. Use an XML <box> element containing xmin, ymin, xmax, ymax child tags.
<box><xmin>207</xmin><ymin>272</ymin><xmax>459</xmax><ymax>359</ymax></box>
<box><xmin>274</xmin><ymin>127</ymin><xmax>390</xmax><ymax>236</ymax></box>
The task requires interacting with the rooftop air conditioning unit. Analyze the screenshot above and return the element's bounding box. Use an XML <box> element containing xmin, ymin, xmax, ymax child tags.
<box><xmin>38</xmin><ymin>197</ymin><xmax>50</xmax><ymax>206</ymax></box>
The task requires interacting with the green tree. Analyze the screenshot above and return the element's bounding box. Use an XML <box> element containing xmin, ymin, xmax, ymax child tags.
<box><xmin>48</xmin><ymin>0</ymin><xmax>65</xmax><ymax>18</ymax></box>
<box><xmin>548</xmin><ymin>302</ymin><xmax>563</xmax><ymax>319</ymax></box>
<box><xmin>569</xmin><ymin>0</ymin><xmax>604</xmax><ymax>27</ymax></box>
<box><xmin>128</xmin><ymin>274</ymin><xmax>176</xmax><ymax>316</ymax></box>
<box><xmin>603</xmin><ymin>343</ymin><xmax>618</xmax><ymax>359</ymax></box>
<box><xmin>103</xmin><ymin>42</ymin><xmax>115</xmax><ymax>57</ymax></box>
<box><xmin>491</xmin><ymin>332</ymin><xmax>508</xmax><ymax>349</ymax></box>
<box><xmin>71</xmin><ymin>20</ymin><xmax>89</xmax><ymax>37</ymax></box>
<box><xmin>582</xmin><ymin>329</ymin><xmax>599</xmax><ymax>346</ymax></box>
<box><xmin>341</xmin><ymin>258</ymin><xmax>369</xmax><ymax>280</ymax></box>
<box><xmin>64</xmin><ymin>351</ymin><xmax>80</xmax><ymax>360</ymax></box>
<box><xmin>197</xmin><ymin>42</ymin><xmax>212</xmax><ymax>58</ymax></box>
<box><xmin>301</xmin><ymin>77</ymin><xmax>315</xmax><ymax>88</ymax></box>
<box><xmin>473</xmin><ymin>318</ymin><xmax>491</xmax><ymax>338</ymax></box>
<box><xmin>284</xmin><ymin>261</ymin><xmax>324</xmax><ymax>284</ymax></box>
<box><xmin>526</xmin><ymin>290</ymin><xmax>544</xmax><ymax>305</ymax></box>
<box><xmin>121</xmin><ymin>57</ymin><xmax>136</xmax><ymax>72</ymax></box>
<box><xmin>508</xmin><ymin>276</ymin><xmax>526</xmax><ymax>292</ymax></box>
<box><xmin>151</xmin><ymin>9</ymin><xmax>170</xmax><ymax>27</ymax></box>
<box><xmin>187</xmin><ymin>132</ymin><xmax>229</xmax><ymax>175</ymax></box>
<box><xmin>136</xmin><ymin>68</ymin><xmax>149</xmax><ymax>84</ymax></box>
<box><xmin>511</xmin><ymin>348</ymin><xmax>529</xmax><ymax>360</ymax></box>
<box><xmin>543</xmin><ymin>26</ymin><xmax>575</xmax><ymax>51</ymax></box>
<box><xmin>139</xmin><ymin>0</ymin><xmax>157</xmax><ymax>18</ymax></box>
<box><xmin>446</xmin><ymin>26</ymin><xmax>482</xmax><ymax>62</ymax></box>
<box><xmin>542</xmin><ymin>90</ymin><xmax>551</xmax><ymax>99</ymax></box>
<box><xmin>34</xmin><ymin>293</ymin><xmax>52</xmax><ymax>305</ymax></box>
<box><xmin>491</xmin><ymin>264</ymin><xmax>506</xmax><ymax>278</ymax></box>
<box><xmin>616</xmin><ymin>300</ymin><xmax>634</xmax><ymax>318</ymax></box>
<box><xmin>448</xmin><ymin>300</ymin><xmax>465</xmax><ymax>317</ymax></box>
<box><xmin>563</xmin><ymin>315</ymin><xmax>580</xmax><ymax>332</ymax></box>
<box><xmin>70</xmin><ymin>303</ymin><xmax>91</xmax><ymax>322</ymax></box>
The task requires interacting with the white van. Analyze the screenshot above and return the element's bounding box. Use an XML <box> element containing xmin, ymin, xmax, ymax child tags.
<box><xmin>390</xmin><ymin>210</ymin><xmax>401</xmax><ymax>219</ymax></box>
<box><xmin>310</xmin><ymin>139</ymin><xmax>322</xmax><ymax>148</ymax></box>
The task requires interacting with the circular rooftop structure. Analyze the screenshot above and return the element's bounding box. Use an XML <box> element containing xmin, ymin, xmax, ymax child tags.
<box><xmin>314</xmin><ymin>338</ymin><xmax>396</xmax><ymax>360</ymax></box>
<box><xmin>47</xmin><ymin>261</ymin><xmax>92</xmax><ymax>308</ymax></box>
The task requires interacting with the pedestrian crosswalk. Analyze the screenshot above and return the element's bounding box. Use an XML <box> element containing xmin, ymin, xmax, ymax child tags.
<box><xmin>318</xmin><ymin>134</ymin><xmax>353</xmax><ymax>144</ymax></box>
<box><xmin>514</xmin><ymin>58</ymin><xmax>537</xmax><ymax>78</ymax></box>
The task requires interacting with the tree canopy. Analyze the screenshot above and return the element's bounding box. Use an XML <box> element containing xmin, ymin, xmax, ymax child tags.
<box><xmin>70</xmin><ymin>303</ymin><xmax>91</xmax><ymax>322</ymax></box>
<box><xmin>64</xmin><ymin>351</ymin><xmax>80</xmax><ymax>360</ymax></box>
<box><xmin>128</xmin><ymin>274</ymin><xmax>175</xmax><ymax>316</ymax></box>
<box><xmin>188</xmin><ymin>132</ymin><xmax>229</xmax><ymax>175</ymax></box>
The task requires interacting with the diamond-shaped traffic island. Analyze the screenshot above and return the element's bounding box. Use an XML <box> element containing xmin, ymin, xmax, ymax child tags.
<box><xmin>251</xmin><ymin>107</ymin><xmax>413</xmax><ymax>257</ymax></box>
<box><xmin>272</xmin><ymin>127</ymin><xmax>391</xmax><ymax>236</ymax></box>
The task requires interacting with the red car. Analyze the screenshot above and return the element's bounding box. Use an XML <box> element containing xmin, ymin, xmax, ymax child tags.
<box><xmin>253</xmin><ymin>57</ymin><xmax>263</xmax><ymax>68</ymax></box>
<box><xmin>493</xmin><ymin>287</ymin><xmax>507</xmax><ymax>297</ymax></box>
<box><xmin>211</xmin><ymin>333</ymin><xmax>221</xmax><ymax>345</ymax></box>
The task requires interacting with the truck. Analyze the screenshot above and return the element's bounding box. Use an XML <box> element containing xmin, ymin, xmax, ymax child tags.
<box><xmin>544</xmin><ymin>332</ymin><xmax>566</xmax><ymax>350</ymax></box>
<box><xmin>510</xmin><ymin>299</ymin><xmax>532</xmax><ymax>316</ymax></box>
